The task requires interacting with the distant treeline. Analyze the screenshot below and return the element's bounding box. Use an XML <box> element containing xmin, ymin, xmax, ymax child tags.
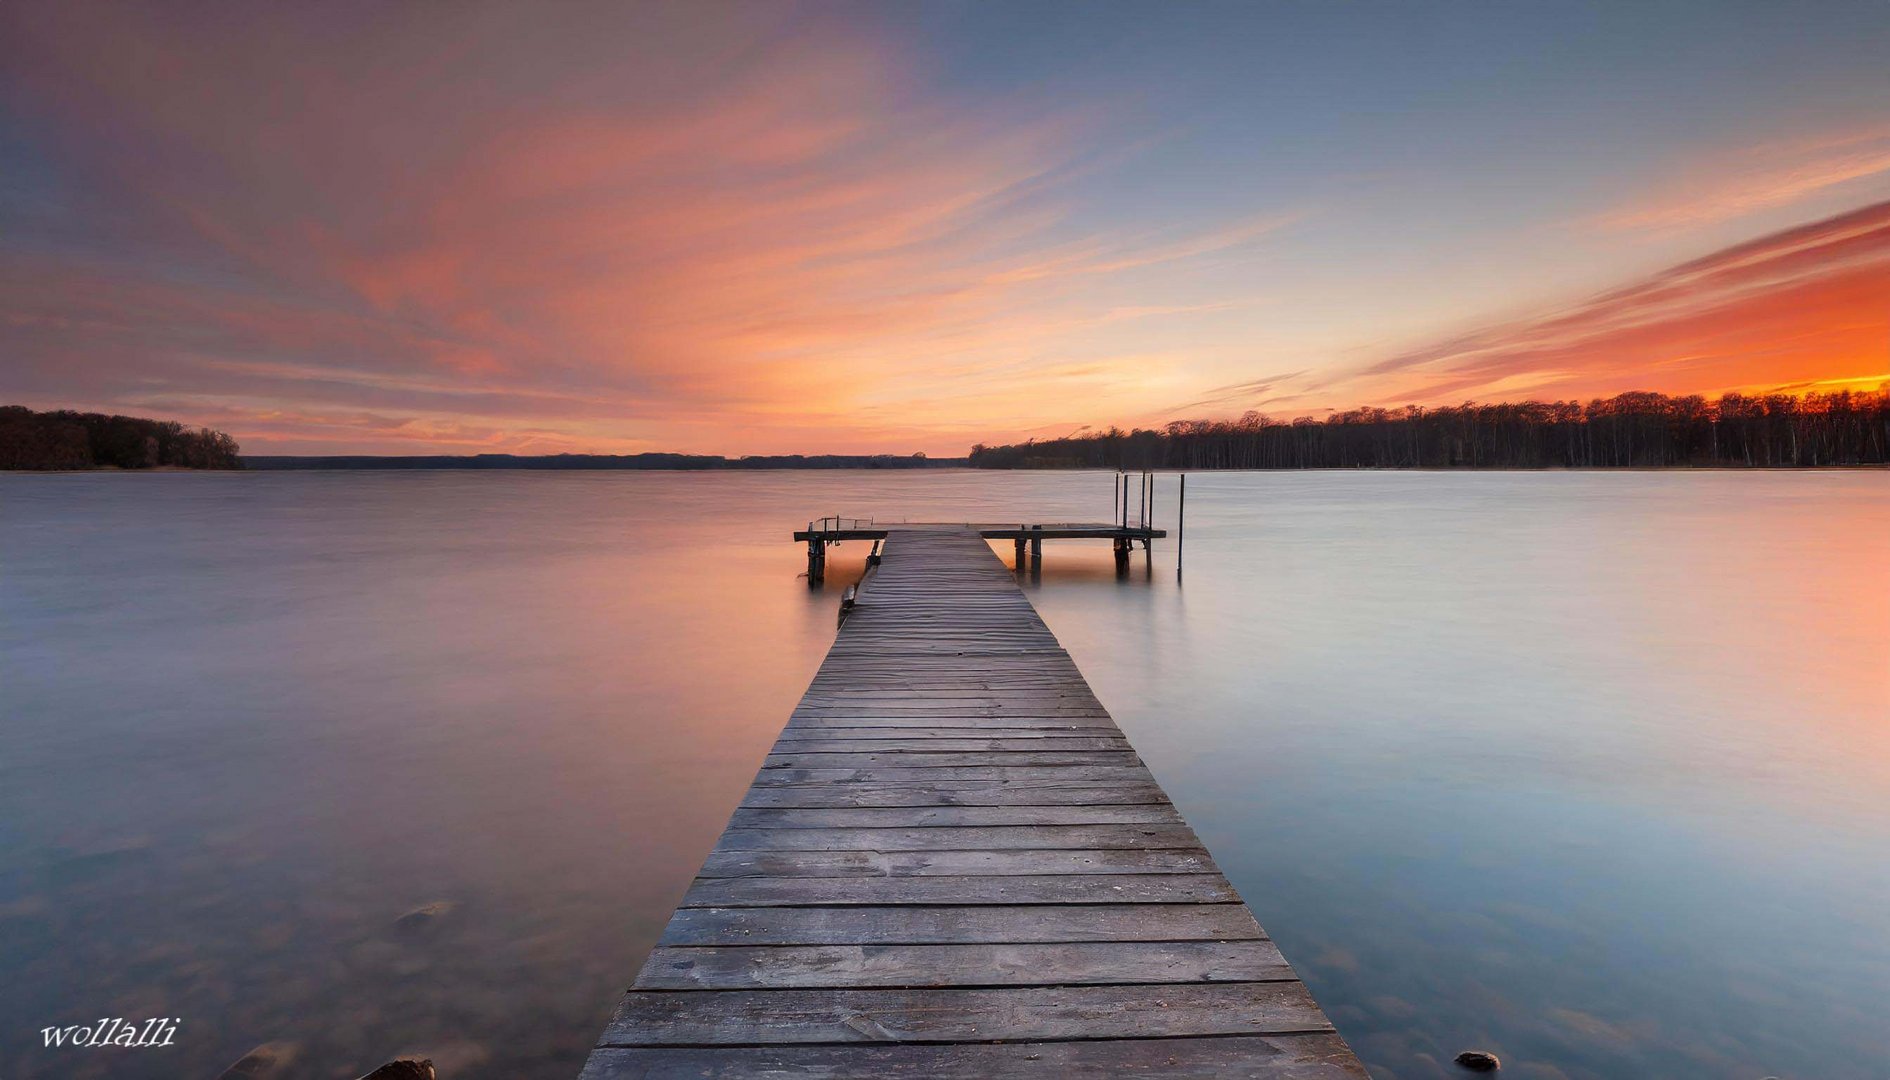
<box><xmin>969</xmin><ymin>390</ymin><xmax>1890</xmax><ymax>469</ymax></box>
<box><xmin>246</xmin><ymin>452</ymin><xmax>964</xmax><ymax>470</ymax></box>
<box><xmin>1</xmin><ymin>406</ymin><xmax>242</xmax><ymax>470</ymax></box>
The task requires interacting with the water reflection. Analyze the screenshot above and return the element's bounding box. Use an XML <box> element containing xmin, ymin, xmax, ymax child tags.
<box><xmin>1033</xmin><ymin>471</ymin><xmax>1890</xmax><ymax>1080</ymax></box>
<box><xmin>1</xmin><ymin>470</ymin><xmax>1884</xmax><ymax>1078</ymax></box>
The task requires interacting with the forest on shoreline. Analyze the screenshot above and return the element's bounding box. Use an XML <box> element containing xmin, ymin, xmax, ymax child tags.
<box><xmin>968</xmin><ymin>390</ymin><xmax>1890</xmax><ymax>470</ymax></box>
<box><xmin>1</xmin><ymin>406</ymin><xmax>242</xmax><ymax>470</ymax></box>
<box><xmin>12</xmin><ymin>390</ymin><xmax>1888</xmax><ymax>473</ymax></box>
<box><xmin>244</xmin><ymin>452</ymin><xmax>957</xmax><ymax>470</ymax></box>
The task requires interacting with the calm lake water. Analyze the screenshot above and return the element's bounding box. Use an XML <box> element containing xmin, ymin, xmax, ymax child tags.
<box><xmin>1</xmin><ymin>470</ymin><xmax>1885</xmax><ymax>1079</ymax></box>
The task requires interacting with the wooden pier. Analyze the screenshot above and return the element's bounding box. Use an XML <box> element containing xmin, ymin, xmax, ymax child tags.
<box><xmin>581</xmin><ymin>527</ymin><xmax>1364</xmax><ymax>1078</ymax></box>
<box><xmin>794</xmin><ymin>520</ymin><xmax>1167</xmax><ymax>581</ymax></box>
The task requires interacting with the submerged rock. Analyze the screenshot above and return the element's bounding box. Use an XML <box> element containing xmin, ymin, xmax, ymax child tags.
<box><xmin>402</xmin><ymin>1040</ymin><xmax>488</xmax><ymax>1073</ymax></box>
<box><xmin>394</xmin><ymin>900</ymin><xmax>456</xmax><ymax>935</ymax></box>
<box><xmin>358</xmin><ymin>1060</ymin><xmax>435</xmax><ymax>1080</ymax></box>
<box><xmin>1454</xmin><ymin>1049</ymin><xmax>1501</xmax><ymax>1072</ymax></box>
<box><xmin>217</xmin><ymin>1041</ymin><xmax>300</xmax><ymax>1078</ymax></box>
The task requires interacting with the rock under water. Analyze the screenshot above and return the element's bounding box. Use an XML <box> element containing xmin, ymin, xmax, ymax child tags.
<box><xmin>358</xmin><ymin>1059</ymin><xmax>435</xmax><ymax>1080</ymax></box>
<box><xmin>217</xmin><ymin>1041</ymin><xmax>300</xmax><ymax>1079</ymax></box>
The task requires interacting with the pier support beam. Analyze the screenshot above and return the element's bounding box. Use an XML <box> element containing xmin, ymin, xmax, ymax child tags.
<box><xmin>1030</xmin><ymin>527</ymin><xmax>1043</xmax><ymax>578</ymax></box>
<box><xmin>1113</xmin><ymin>536</ymin><xmax>1131</xmax><ymax>576</ymax></box>
<box><xmin>806</xmin><ymin>538</ymin><xmax>826</xmax><ymax>583</ymax></box>
<box><xmin>1013</xmin><ymin>535</ymin><xmax>1027</xmax><ymax>571</ymax></box>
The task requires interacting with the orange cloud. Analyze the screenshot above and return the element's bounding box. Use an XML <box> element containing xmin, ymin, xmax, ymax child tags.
<box><xmin>5</xmin><ymin>3</ymin><xmax>1312</xmax><ymax>453</ymax></box>
<box><xmin>1328</xmin><ymin>199</ymin><xmax>1890</xmax><ymax>408</ymax></box>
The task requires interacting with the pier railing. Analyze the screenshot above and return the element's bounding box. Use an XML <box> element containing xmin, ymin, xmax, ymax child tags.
<box><xmin>806</xmin><ymin>515</ymin><xmax>874</xmax><ymax>534</ymax></box>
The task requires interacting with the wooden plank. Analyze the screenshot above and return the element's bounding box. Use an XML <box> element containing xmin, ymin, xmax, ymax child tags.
<box><xmin>658</xmin><ymin>904</ymin><xmax>1263</xmax><ymax>946</ymax></box>
<box><xmin>727</xmin><ymin>804</ymin><xmax>1181</xmax><ymax>828</ymax></box>
<box><xmin>777</xmin><ymin>725</ymin><xmax>1121</xmax><ymax>738</ymax></box>
<box><xmin>750</xmin><ymin>765</ymin><xmax>1159</xmax><ymax>784</ymax></box>
<box><xmin>739</xmin><ymin>781</ymin><xmax>1174</xmax><ymax>808</ymax></box>
<box><xmin>763</xmin><ymin>751</ymin><xmax>1140</xmax><ymax>768</ymax></box>
<box><xmin>633</xmin><ymin>940</ymin><xmax>1294</xmax><ymax>990</ymax></box>
<box><xmin>601</xmin><ymin>982</ymin><xmax>1333</xmax><ymax>1045</ymax></box>
<box><xmin>712</xmin><ymin>823</ymin><xmax>1202</xmax><ymax>852</ymax></box>
<box><xmin>681</xmin><ymin>873</ymin><xmax>1239</xmax><ymax>907</ymax></box>
<box><xmin>583</xmin><ymin>1034</ymin><xmax>1368</xmax><ymax>1079</ymax></box>
<box><xmin>766</xmin><ymin>737</ymin><xmax>1131</xmax><ymax>752</ymax></box>
<box><xmin>697</xmin><ymin>848</ymin><xmax>1221</xmax><ymax>878</ymax></box>
<box><xmin>785</xmin><ymin>716</ymin><xmax>1117</xmax><ymax>729</ymax></box>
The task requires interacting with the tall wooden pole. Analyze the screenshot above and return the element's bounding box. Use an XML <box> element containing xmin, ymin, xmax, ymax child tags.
<box><xmin>1176</xmin><ymin>473</ymin><xmax>1185</xmax><ymax>580</ymax></box>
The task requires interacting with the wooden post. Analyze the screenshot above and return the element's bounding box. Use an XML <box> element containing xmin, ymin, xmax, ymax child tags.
<box><xmin>1013</xmin><ymin>535</ymin><xmax>1027</xmax><ymax>571</ymax></box>
<box><xmin>807</xmin><ymin>538</ymin><xmax>826</xmax><ymax>583</ymax></box>
<box><xmin>1176</xmin><ymin>473</ymin><xmax>1185</xmax><ymax>580</ymax></box>
<box><xmin>1030</xmin><ymin>525</ymin><xmax>1043</xmax><ymax>576</ymax></box>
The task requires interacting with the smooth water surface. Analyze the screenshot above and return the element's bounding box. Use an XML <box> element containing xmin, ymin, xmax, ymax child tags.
<box><xmin>1</xmin><ymin>470</ymin><xmax>1884</xmax><ymax>1079</ymax></box>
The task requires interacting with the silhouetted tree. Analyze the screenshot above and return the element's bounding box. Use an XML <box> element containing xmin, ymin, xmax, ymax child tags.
<box><xmin>967</xmin><ymin>390</ymin><xmax>1890</xmax><ymax>470</ymax></box>
<box><xmin>0</xmin><ymin>406</ymin><xmax>243</xmax><ymax>470</ymax></box>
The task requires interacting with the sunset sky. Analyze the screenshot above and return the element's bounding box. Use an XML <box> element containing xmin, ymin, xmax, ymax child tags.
<box><xmin>4</xmin><ymin>2</ymin><xmax>1888</xmax><ymax>456</ymax></box>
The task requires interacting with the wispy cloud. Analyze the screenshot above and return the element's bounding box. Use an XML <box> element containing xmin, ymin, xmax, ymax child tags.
<box><xmin>0</xmin><ymin>3</ymin><xmax>1300</xmax><ymax>454</ymax></box>
<box><xmin>1599</xmin><ymin>126</ymin><xmax>1890</xmax><ymax>231</ymax></box>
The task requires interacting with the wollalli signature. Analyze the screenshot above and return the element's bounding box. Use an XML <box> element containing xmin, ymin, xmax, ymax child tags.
<box><xmin>41</xmin><ymin>1017</ymin><xmax>179</xmax><ymax>1048</ymax></box>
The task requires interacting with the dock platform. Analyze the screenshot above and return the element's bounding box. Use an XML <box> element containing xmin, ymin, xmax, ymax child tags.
<box><xmin>581</xmin><ymin>526</ymin><xmax>1364</xmax><ymax>1078</ymax></box>
<box><xmin>794</xmin><ymin>520</ymin><xmax>1167</xmax><ymax>580</ymax></box>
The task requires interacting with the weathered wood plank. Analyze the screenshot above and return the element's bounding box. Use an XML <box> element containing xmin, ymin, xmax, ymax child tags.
<box><xmin>682</xmin><ymin>873</ymin><xmax>1239</xmax><ymax>907</ymax></box>
<box><xmin>763</xmin><ymin>750</ymin><xmax>1142</xmax><ymax>768</ymax></box>
<box><xmin>632</xmin><ymin>939</ymin><xmax>1294</xmax><ymax>990</ymax></box>
<box><xmin>696</xmin><ymin>848</ymin><xmax>1221</xmax><ymax>879</ymax></box>
<box><xmin>712</xmin><ymin>823</ymin><xmax>1202</xmax><ymax>852</ymax></box>
<box><xmin>750</xmin><ymin>765</ymin><xmax>1157</xmax><ymax>784</ymax></box>
<box><xmin>601</xmin><ymin>982</ymin><xmax>1332</xmax><ymax>1045</ymax></box>
<box><xmin>739</xmin><ymin>781</ymin><xmax>1173</xmax><ymax>808</ymax></box>
<box><xmin>727</xmin><ymin>804</ymin><xmax>1181</xmax><ymax>828</ymax></box>
<box><xmin>766</xmin><ymin>737</ymin><xmax>1131</xmax><ymax>752</ymax></box>
<box><xmin>785</xmin><ymin>716</ymin><xmax>1118</xmax><ymax>729</ymax></box>
<box><xmin>582</xmin><ymin>1034</ymin><xmax>1369</xmax><ymax>1078</ymax></box>
<box><xmin>659</xmin><ymin>903</ymin><xmax>1263</xmax><ymax>946</ymax></box>
<box><xmin>777</xmin><ymin>725</ymin><xmax>1121</xmax><ymax>738</ymax></box>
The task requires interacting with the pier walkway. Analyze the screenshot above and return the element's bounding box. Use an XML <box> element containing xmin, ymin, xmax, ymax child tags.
<box><xmin>581</xmin><ymin>527</ymin><xmax>1364</xmax><ymax>1078</ymax></box>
